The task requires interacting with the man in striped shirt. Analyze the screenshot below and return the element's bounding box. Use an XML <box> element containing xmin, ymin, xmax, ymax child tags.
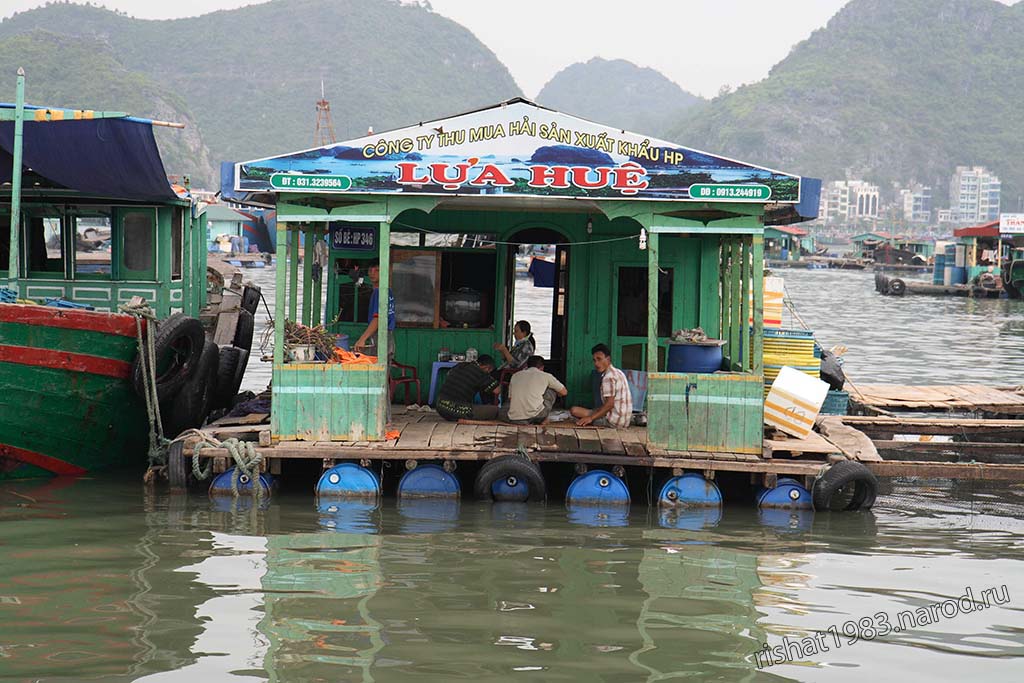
<box><xmin>570</xmin><ymin>344</ymin><xmax>633</xmax><ymax>429</ymax></box>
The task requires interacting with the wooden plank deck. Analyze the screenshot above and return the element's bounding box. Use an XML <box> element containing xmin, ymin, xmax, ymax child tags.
<box><xmin>848</xmin><ymin>383</ymin><xmax>1024</xmax><ymax>415</ymax></box>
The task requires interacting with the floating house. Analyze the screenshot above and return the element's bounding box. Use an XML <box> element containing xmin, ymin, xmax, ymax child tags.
<box><xmin>204</xmin><ymin>202</ymin><xmax>249</xmax><ymax>252</ymax></box>
<box><xmin>953</xmin><ymin>220</ymin><xmax>1001</xmax><ymax>280</ymax></box>
<box><xmin>763</xmin><ymin>225</ymin><xmax>811</xmax><ymax>261</ymax></box>
<box><xmin>225</xmin><ymin>98</ymin><xmax>820</xmax><ymax>460</ymax></box>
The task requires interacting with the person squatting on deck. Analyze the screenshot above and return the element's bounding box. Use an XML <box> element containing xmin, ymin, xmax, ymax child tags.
<box><xmin>505</xmin><ymin>356</ymin><xmax>567</xmax><ymax>425</ymax></box>
<box><xmin>436</xmin><ymin>355</ymin><xmax>502</xmax><ymax>421</ymax></box>
<box><xmin>570</xmin><ymin>343</ymin><xmax>633</xmax><ymax>428</ymax></box>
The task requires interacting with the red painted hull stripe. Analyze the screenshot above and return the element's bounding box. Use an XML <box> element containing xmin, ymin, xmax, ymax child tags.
<box><xmin>0</xmin><ymin>304</ymin><xmax>142</xmax><ymax>338</ymax></box>
<box><xmin>0</xmin><ymin>442</ymin><xmax>88</xmax><ymax>476</ymax></box>
<box><xmin>0</xmin><ymin>344</ymin><xmax>132</xmax><ymax>379</ymax></box>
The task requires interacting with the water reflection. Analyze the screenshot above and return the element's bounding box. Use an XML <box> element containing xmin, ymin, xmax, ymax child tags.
<box><xmin>1</xmin><ymin>479</ymin><xmax>1023</xmax><ymax>681</ymax></box>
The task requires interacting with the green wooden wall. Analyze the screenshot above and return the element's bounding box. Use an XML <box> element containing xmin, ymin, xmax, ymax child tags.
<box><xmin>647</xmin><ymin>372</ymin><xmax>763</xmax><ymax>454</ymax></box>
<box><xmin>272</xmin><ymin>364</ymin><xmax>387</xmax><ymax>441</ymax></box>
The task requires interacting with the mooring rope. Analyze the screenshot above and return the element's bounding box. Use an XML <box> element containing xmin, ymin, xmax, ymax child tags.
<box><xmin>119</xmin><ymin>301</ymin><xmax>170</xmax><ymax>477</ymax></box>
<box><xmin>182</xmin><ymin>430</ymin><xmax>264</xmax><ymax>499</ymax></box>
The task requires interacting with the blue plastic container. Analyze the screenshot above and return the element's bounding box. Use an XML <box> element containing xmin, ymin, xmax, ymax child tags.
<box><xmin>335</xmin><ymin>334</ymin><xmax>350</xmax><ymax>351</ymax></box>
<box><xmin>667</xmin><ymin>341</ymin><xmax>724</xmax><ymax>373</ymax></box>
<box><xmin>820</xmin><ymin>390</ymin><xmax>849</xmax><ymax>415</ymax></box>
<box><xmin>951</xmin><ymin>266</ymin><xmax>967</xmax><ymax>285</ymax></box>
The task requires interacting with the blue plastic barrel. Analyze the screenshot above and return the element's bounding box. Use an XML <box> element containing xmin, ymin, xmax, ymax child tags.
<box><xmin>951</xmin><ymin>266</ymin><xmax>967</xmax><ymax>285</ymax></box>
<box><xmin>667</xmin><ymin>342</ymin><xmax>723</xmax><ymax>373</ymax></box>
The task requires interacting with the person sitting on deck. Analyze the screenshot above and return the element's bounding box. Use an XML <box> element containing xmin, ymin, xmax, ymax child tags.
<box><xmin>436</xmin><ymin>354</ymin><xmax>502</xmax><ymax>421</ymax></box>
<box><xmin>570</xmin><ymin>343</ymin><xmax>633</xmax><ymax>428</ymax></box>
<box><xmin>493</xmin><ymin>320</ymin><xmax>535</xmax><ymax>371</ymax></box>
<box><xmin>504</xmin><ymin>355</ymin><xmax>567</xmax><ymax>425</ymax></box>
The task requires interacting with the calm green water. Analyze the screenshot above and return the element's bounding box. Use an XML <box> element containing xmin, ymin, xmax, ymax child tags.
<box><xmin>4</xmin><ymin>270</ymin><xmax>1024</xmax><ymax>681</ymax></box>
<box><xmin>1</xmin><ymin>477</ymin><xmax>1022</xmax><ymax>682</ymax></box>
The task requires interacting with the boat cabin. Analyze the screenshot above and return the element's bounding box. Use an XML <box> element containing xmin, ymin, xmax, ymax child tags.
<box><xmin>1</xmin><ymin>97</ymin><xmax>208</xmax><ymax>317</ymax></box>
<box><xmin>230</xmin><ymin>98</ymin><xmax>819</xmax><ymax>456</ymax></box>
<box><xmin>763</xmin><ymin>225</ymin><xmax>811</xmax><ymax>261</ymax></box>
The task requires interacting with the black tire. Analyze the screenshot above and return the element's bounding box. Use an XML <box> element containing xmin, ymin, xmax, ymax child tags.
<box><xmin>232</xmin><ymin>309</ymin><xmax>255</xmax><ymax>351</ymax></box>
<box><xmin>167</xmin><ymin>439</ymin><xmax>188</xmax><ymax>490</ymax></box>
<box><xmin>812</xmin><ymin>460</ymin><xmax>878</xmax><ymax>511</ymax></box>
<box><xmin>212</xmin><ymin>346</ymin><xmax>249</xmax><ymax>409</ymax></box>
<box><xmin>474</xmin><ymin>454</ymin><xmax>546</xmax><ymax>502</ymax></box>
<box><xmin>161</xmin><ymin>340</ymin><xmax>219</xmax><ymax>437</ymax></box>
<box><xmin>888</xmin><ymin>278</ymin><xmax>906</xmax><ymax>296</ymax></box>
<box><xmin>241</xmin><ymin>285</ymin><xmax>261</xmax><ymax>316</ymax></box>
<box><xmin>131</xmin><ymin>313</ymin><xmax>205</xmax><ymax>402</ymax></box>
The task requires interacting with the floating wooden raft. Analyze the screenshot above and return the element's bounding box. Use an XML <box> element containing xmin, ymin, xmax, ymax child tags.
<box><xmin>848</xmin><ymin>384</ymin><xmax>1024</xmax><ymax>415</ymax></box>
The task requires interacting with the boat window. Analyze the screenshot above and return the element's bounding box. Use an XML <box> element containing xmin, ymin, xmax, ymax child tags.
<box><xmin>171</xmin><ymin>208</ymin><xmax>184</xmax><ymax>280</ymax></box>
<box><xmin>616</xmin><ymin>266</ymin><xmax>673</xmax><ymax>338</ymax></box>
<box><xmin>25</xmin><ymin>210</ymin><xmax>64</xmax><ymax>276</ymax></box>
<box><xmin>123</xmin><ymin>211</ymin><xmax>155</xmax><ymax>272</ymax></box>
<box><xmin>392</xmin><ymin>251</ymin><xmax>439</xmax><ymax>326</ymax></box>
<box><xmin>439</xmin><ymin>251</ymin><xmax>496</xmax><ymax>328</ymax></box>
<box><xmin>74</xmin><ymin>211</ymin><xmax>113</xmax><ymax>277</ymax></box>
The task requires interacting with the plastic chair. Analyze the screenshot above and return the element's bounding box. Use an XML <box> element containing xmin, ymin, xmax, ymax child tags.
<box><xmin>390</xmin><ymin>360</ymin><xmax>421</xmax><ymax>405</ymax></box>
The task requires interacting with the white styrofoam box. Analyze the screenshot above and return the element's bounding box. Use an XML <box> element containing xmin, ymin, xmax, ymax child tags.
<box><xmin>764</xmin><ymin>365</ymin><xmax>829</xmax><ymax>438</ymax></box>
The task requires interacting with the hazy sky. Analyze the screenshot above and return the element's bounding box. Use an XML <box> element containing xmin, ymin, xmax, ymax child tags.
<box><xmin>0</xmin><ymin>0</ymin><xmax>1017</xmax><ymax>97</ymax></box>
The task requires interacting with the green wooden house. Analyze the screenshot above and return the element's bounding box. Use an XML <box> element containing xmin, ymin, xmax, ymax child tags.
<box><xmin>230</xmin><ymin>98</ymin><xmax>819</xmax><ymax>456</ymax></box>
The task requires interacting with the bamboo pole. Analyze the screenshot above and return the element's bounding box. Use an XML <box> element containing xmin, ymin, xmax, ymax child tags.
<box><xmin>647</xmin><ymin>230</ymin><xmax>660</xmax><ymax>374</ymax></box>
<box><xmin>752</xmin><ymin>235</ymin><xmax>765</xmax><ymax>375</ymax></box>
<box><xmin>6</xmin><ymin>68</ymin><xmax>25</xmax><ymax>291</ymax></box>
<box><xmin>274</xmin><ymin>223</ymin><xmax>287</xmax><ymax>366</ymax></box>
<box><xmin>301</xmin><ymin>228</ymin><xmax>314</xmax><ymax>326</ymax></box>
<box><xmin>288</xmin><ymin>227</ymin><xmax>299</xmax><ymax>321</ymax></box>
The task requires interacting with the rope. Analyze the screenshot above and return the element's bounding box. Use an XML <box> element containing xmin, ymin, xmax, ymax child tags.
<box><xmin>119</xmin><ymin>301</ymin><xmax>170</xmax><ymax>475</ymax></box>
<box><xmin>184</xmin><ymin>430</ymin><xmax>264</xmax><ymax>499</ymax></box>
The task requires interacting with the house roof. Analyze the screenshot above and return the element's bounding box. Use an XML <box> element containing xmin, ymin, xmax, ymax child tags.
<box><xmin>227</xmin><ymin>98</ymin><xmax>819</xmax><ymax>223</ymax></box>
<box><xmin>954</xmin><ymin>220</ymin><xmax>999</xmax><ymax>238</ymax></box>
<box><xmin>202</xmin><ymin>203</ymin><xmax>249</xmax><ymax>222</ymax></box>
<box><xmin>0</xmin><ymin>103</ymin><xmax>176</xmax><ymax>201</ymax></box>
<box><xmin>852</xmin><ymin>231</ymin><xmax>895</xmax><ymax>242</ymax></box>
<box><xmin>767</xmin><ymin>225</ymin><xmax>808</xmax><ymax>237</ymax></box>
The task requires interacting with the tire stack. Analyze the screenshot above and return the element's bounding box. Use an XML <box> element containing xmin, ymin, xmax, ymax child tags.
<box><xmin>129</xmin><ymin>284</ymin><xmax>260</xmax><ymax>439</ymax></box>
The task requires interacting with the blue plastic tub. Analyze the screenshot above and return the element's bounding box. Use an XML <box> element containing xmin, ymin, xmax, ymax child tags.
<box><xmin>667</xmin><ymin>341</ymin><xmax>724</xmax><ymax>373</ymax></box>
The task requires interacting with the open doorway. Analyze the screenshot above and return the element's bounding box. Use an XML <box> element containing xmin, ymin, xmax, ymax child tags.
<box><xmin>504</xmin><ymin>229</ymin><xmax>570</xmax><ymax>382</ymax></box>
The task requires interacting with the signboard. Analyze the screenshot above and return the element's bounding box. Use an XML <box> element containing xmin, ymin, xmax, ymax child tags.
<box><xmin>236</xmin><ymin>100</ymin><xmax>801</xmax><ymax>203</ymax></box>
<box><xmin>690</xmin><ymin>183</ymin><xmax>771</xmax><ymax>201</ymax></box>
<box><xmin>330</xmin><ymin>223</ymin><xmax>376</xmax><ymax>251</ymax></box>
<box><xmin>1000</xmin><ymin>213</ymin><xmax>1024</xmax><ymax>235</ymax></box>
<box><xmin>270</xmin><ymin>173</ymin><xmax>351</xmax><ymax>191</ymax></box>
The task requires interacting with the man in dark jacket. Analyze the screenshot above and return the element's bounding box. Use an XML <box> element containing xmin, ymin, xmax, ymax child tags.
<box><xmin>436</xmin><ymin>355</ymin><xmax>501</xmax><ymax>421</ymax></box>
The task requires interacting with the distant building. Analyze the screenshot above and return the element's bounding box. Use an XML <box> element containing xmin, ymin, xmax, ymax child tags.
<box><xmin>949</xmin><ymin>166</ymin><xmax>1000</xmax><ymax>223</ymax></box>
<box><xmin>936</xmin><ymin>208</ymin><xmax>956</xmax><ymax>224</ymax></box>
<box><xmin>818</xmin><ymin>180</ymin><xmax>881</xmax><ymax>223</ymax></box>
<box><xmin>899</xmin><ymin>184</ymin><xmax>932</xmax><ymax>223</ymax></box>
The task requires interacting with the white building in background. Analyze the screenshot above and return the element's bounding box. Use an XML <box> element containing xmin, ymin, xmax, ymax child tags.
<box><xmin>899</xmin><ymin>184</ymin><xmax>933</xmax><ymax>223</ymax></box>
<box><xmin>949</xmin><ymin>166</ymin><xmax>1000</xmax><ymax>223</ymax></box>
<box><xmin>818</xmin><ymin>180</ymin><xmax>880</xmax><ymax>223</ymax></box>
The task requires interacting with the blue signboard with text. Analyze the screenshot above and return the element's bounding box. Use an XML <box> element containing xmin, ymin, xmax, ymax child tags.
<box><xmin>330</xmin><ymin>223</ymin><xmax>376</xmax><ymax>251</ymax></box>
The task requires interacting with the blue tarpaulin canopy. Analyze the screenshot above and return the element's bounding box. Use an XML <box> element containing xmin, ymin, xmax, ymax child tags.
<box><xmin>0</xmin><ymin>105</ymin><xmax>175</xmax><ymax>202</ymax></box>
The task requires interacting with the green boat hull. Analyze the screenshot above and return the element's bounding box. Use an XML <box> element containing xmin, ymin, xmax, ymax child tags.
<box><xmin>0</xmin><ymin>304</ymin><xmax>149</xmax><ymax>478</ymax></box>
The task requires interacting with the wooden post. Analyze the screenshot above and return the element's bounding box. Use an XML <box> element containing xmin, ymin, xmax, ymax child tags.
<box><xmin>720</xmin><ymin>238</ymin><xmax>731</xmax><ymax>361</ymax></box>
<box><xmin>288</xmin><ymin>227</ymin><xmax>299</xmax><ymax>322</ymax></box>
<box><xmin>274</xmin><ymin>222</ymin><xmax>287</xmax><ymax>366</ymax></box>
<box><xmin>377</xmin><ymin>219</ymin><xmax>391</xmax><ymax>360</ymax></box>
<box><xmin>729</xmin><ymin>239</ymin><xmax>742</xmax><ymax>370</ymax></box>
<box><xmin>752</xmin><ymin>234</ymin><xmax>764</xmax><ymax>375</ymax></box>
<box><xmin>647</xmin><ymin>229</ymin><xmax>660</xmax><ymax>374</ymax></box>
<box><xmin>301</xmin><ymin>227</ymin><xmax>314</xmax><ymax>326</ymax></box>
<box><xmin>312</xmin><ymin>225</ymin><xmax>323</xmax><ymax>327</ymax></box>
<box><xmin>6</xmin><ymin>68</ymin><xmax>25</xmax><ymax>290</ymax></box>
<box><xmin>740</xmin><ymin>236</ymin><xmax>751</xmax><ymax>372</ymax></box>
